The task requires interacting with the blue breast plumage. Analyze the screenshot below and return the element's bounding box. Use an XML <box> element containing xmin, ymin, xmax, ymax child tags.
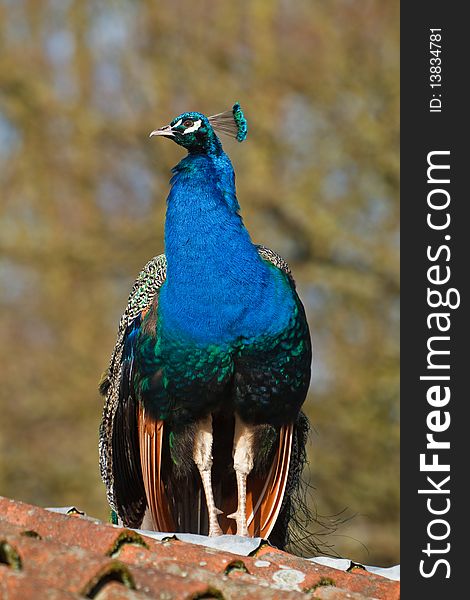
<box><xmin>134</xmin><ymin>149</ymin><xmax>309</xmax><ymax>427</ymax></box>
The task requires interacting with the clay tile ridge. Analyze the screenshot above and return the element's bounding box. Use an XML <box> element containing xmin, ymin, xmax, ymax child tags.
<box><xmin>0</xmin><ymin>495</ymin><xmax>399</xmax><ymax>600</ymax></box>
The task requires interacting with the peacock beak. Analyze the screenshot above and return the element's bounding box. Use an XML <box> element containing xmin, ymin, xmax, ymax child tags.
<box><xmin>149</xmin><ymin>125</ymin><xmax>174</xmax><ymax>138</ymax></box>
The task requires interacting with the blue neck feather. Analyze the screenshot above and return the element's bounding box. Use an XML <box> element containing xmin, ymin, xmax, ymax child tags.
<box><xmin>160</xmin><ymin>150</ymin><xmax>294</xmax><ymax>344</ymax></box>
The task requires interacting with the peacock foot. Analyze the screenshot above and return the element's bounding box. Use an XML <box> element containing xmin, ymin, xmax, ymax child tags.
<box><xmin>208</xmin><ymin>506</ymin><xmax>223</xmax><ymax>537</ymax></box>
<box><xmin>227</xmin><ymin>510</ymin><xmax>249</xmax><ymax>537</ymax></box>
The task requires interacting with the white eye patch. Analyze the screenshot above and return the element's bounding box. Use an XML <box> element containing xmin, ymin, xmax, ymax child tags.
<box><xmin>173</xmin><ymin>119</ymin><xmax>182</xmax><ymax>128</ymax></box>
<box><xmin>183</xmin><ymin>119</ymin><xmax>202</xmax><ymax>134</ymax></box>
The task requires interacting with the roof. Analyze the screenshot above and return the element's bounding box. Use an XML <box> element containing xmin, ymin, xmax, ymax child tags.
<box><xmin>0</xmin><ymin>496</ymin><xmax>400</xmax><ymax>599</ymax></box>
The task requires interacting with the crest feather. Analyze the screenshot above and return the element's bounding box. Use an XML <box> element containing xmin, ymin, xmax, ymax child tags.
<box><xmin>208</xmin><ymin>102</ymin><xmax>248</xmax><ymax>142</ymax></box>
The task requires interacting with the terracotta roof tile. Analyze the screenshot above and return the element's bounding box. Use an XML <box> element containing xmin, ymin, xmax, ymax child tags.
<box><xmin>0</xmin><ymin>569</ymin><xmax>82</xmax><ymax>599</ymax></box>
<box><xmin>0</xmin><ymin>495</ymin><xmax>400</xmax><ymax>599</ymax></box>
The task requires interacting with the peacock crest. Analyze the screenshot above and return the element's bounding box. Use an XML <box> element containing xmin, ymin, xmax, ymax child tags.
<box><xmin>208</xmin><ymin>102</ymin><xmax>248</xmax><ymax>142</ymax></box>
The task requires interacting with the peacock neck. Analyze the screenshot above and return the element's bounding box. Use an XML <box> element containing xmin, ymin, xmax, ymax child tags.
<box><xmin>160</xmin><ymin>152</ymin><xmax>294</xmax><ymax>344</ymax></box>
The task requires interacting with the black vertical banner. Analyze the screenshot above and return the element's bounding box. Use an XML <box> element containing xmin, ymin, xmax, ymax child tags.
<box><xmin>401</xmin><ymin>4</ymin><xmax>467</xmax><ymax>598</ymax></box>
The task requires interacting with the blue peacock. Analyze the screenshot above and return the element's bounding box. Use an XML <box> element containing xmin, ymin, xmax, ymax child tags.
<box><xmin>99</xmin><ymin>104</ymin><xmax>312</xmax><ymax>549</ymax></box>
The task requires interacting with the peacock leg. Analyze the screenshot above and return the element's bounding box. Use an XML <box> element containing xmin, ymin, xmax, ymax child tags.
<box><xmin>227</xmin><ymin>414</ymin><xmax>256</xmax><ymax>536</ymax></box>
<box><xmin>193</xmin><ymin>414</ymin><xmax>223</xmax><ymax>536</ymax></box>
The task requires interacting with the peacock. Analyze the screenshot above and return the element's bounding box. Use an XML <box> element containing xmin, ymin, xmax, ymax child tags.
<box><xmin>99</xmin><ymin>103</ymin><xmax>312</xmax><ymax>550</ymax></box>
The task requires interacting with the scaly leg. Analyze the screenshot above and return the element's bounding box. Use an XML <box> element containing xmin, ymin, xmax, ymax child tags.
<box><xmin>227</xmin><ymin>415</ymin><xmax>257</xmax><ymax>536</ymax></box>
<box><xmin>193</xmin><ymin>414</ymin><xmax>223</xmax><ymax>537</ymax></box>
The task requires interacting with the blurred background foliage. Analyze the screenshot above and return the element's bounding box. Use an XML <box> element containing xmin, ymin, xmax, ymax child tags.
<box><xmin>0</xmin><ymin>0</ymin><xmax>399</xmax><ymax>565</ymax></box>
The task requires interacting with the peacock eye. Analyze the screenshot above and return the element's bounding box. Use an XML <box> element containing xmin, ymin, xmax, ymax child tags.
<box><xmin>183</xmin><ymin>119</ymin><xmax>194</xmax><ymax>128</ymax></box>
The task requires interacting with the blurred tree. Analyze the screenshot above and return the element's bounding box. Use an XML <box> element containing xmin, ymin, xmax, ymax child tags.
<box><xmin>0</xmin><ymin>0</ymin><xmax>398</xmax><ymax>565</ymax></box>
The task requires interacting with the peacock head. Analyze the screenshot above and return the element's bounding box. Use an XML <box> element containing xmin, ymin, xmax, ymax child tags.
<box><xmin>150</xmin><ymin>103</ymin><xmax>247</xmax><ymax>154</ymax></box>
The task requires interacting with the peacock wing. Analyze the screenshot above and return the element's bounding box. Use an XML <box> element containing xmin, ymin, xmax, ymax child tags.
<box><xmin>99</xmin><ymin>254</ymin><xmax>167</xmax><ymax>527</ymax></box>
<box><xmin>255</xmin><ymin>244</ymin><xmax>294</xmax><ymax>283</ymax></box>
